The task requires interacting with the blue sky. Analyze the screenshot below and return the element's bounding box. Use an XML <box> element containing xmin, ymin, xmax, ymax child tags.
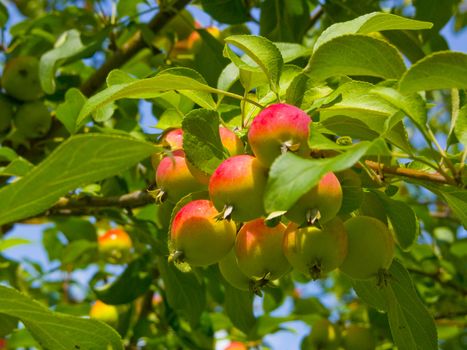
<box><xmin>1</xmin><ymin>2</ymin><xmax>467</xmax><ymax>350</ymax></box>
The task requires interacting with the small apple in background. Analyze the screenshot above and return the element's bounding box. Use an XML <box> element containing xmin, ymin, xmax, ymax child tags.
<box><xmin>0</xmin><ymin>94</ymin><xmax>15</xmax><ymax>133</ymax></box>
<box><xmin>14</xmin><ymin>101</ymin><xmax>51</xmax><ymax>139</ymax></box>
<box><xmin>170</xmin><ymin>199</ymin><xmax>236</xmax><ymax>266</ymax></box>
<box><xmin>248</xmin><ymin>103</ymin><xmax>311</xmax><ymax>167</ymax></box>
<box><xmin>89</xmin><ymin>300</ymin><xmax>119</xmax><ymax>328</ymax></box>
<box><xmin>342</xmin><ymin>325</ymin><xmax>376</xmax><ymax>350</ymax></box>
<box><xmin>98</xmin><ymin>228</ymin><xmax>133</xmax><ymax>264</ymax></box>
<box><xmin>224</xmin><ymin>341</ymin><xmax>248</xmax><ymax>350</ymax></box>
<box><xmin>302</xmin><ymin>318</ymin><xmax>340</xmax><ymax>350</ymax></box>
<box><xmin>209</xmin><ymin>155</ymin><xmax>268</xmax><ymax>222</ymax></box>
<box><xmin>339</xmin><ymin>216</ymin><xmax>394</xmax><ymax>280</ymax></box>
<box><xmin>2</xmin><ymin>56</ymin><xmax>44</xmax><ymax>101</ymax></box>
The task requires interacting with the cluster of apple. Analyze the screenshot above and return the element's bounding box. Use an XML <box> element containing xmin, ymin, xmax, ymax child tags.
<box><xmin>302</xmin><ymin>318</ymin><xmax>376</xmax><ymax>350</ymax></box>
<box><xmin>152</xmin><ymin>103</ymin><xmax>395</xmax><ymax>293</ymax></box>
<box><xmin>0</xmin><ymin>56</ymin><xmax>51</xmax><ymax>138</ymax></box>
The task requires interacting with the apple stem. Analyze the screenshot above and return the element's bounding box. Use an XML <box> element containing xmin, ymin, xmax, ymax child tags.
<box><xmin>147</xmin><ymin>187</ymin><xmax>167</xmax><ymax>204</ymax></box>
<box><xmin>306</xmin><ymin>208</ymin><xmax>321</xmax><ymax>225</ymax></box>
<box><xmin>309</xmin><ymin>262</ymin><xmax>322</xmax><ymax>280</ymax></box>
<box><xmin>214</xmin><ymin>205</ymin><xmax>234</xmax><ymax>221</ymax></box>
<box><xmin>168</xmin><ymin>250</ymin><xmax>184</xmax><ymax>263</ymax></box>
<box><xmin>376</xmin><ymin>268</ymin><xmax>392</xmax><ymax>288</ymax></box>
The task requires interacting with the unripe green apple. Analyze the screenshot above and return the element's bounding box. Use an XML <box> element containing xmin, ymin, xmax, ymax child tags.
<box><xmin>360</xmin><ymin>191</ymin><xmax>388</xmax><ymax>224</ymax></box>
<box><xmin>89</xmin><ymin>300</ymin><xmax>119</xmax><ymax>328</ymax></box>
<box><xmin>98</xmin><ymin>228</ymin><xmax>133</xmax><ymax>264</ymax></box>
<box><xmin>209</xmin><ymin>155</ymin><xmax>268</xmax><ymax>222</ymax></box>
<box><xmin>283</xmin><ymin>217</ymin><xmax>348</xmax><ymax>279</ymax></box>
<box><xmin>2</xmin><ymin>56</ymin><xmax>44</xmax><ymax>101</ymax></box>
<box><xmin>339</xmin><ymin>216</ymin><xmax>395</xmax><ymax>280</ymax></box>
<box><xmin>301</xmin><ymin>319</ymin><xmax>340</xmax><ymax>350</ymax></box>
<box><xmin>235</xmin><ymin>218</ymin><xmax>290</xmax><ymax>280</ymax></box>
<box><xmin>286</xmin><ymin>172</ymin><xmax>343</xmax><ymax>225</ymax></box>
<box><xmin>14</xmin><ymin>101</ymin><xmax>51</xmax><ymax>138</ymax></box>
<box><xmin>170</xmin><ymin>199</ymin><xmax>236</xmax><ymax>266</ymax></box>
<box><xmin>155</xmin><ymin>150</ymin><xmax>206</xmax><ymax>204</ymax></box>
<box><xmin>218</xmin><ymin>249</ymin><xmax>251</xmax><ymax>291</ymax></box>
<box><xmin>342</xmin><ymin>325</ymin><xmax>376</xmax><ymax>350</ymax></box>
<box><xmin>0</xmin><ymin>94</ymin><xmax>15</xmax><ymax>133</ymax></box>
<box><xmin>247</xmin><ymin>103</ymin><xmax>311</xmax><ymax>167</ymax></box>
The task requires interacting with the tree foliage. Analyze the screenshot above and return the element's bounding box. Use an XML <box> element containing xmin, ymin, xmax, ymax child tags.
<box><xmin>0</xmin><ymin>0</ymin><xmax>466</xmax><ymax>349</ymax></box>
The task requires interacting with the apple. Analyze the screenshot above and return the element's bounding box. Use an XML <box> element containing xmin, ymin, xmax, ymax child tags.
<box><xmin>98</xmin><ymin>228</ymin><xmax>133</xmax><ymax>264</ymax></box>
<box><xmin>170</xmin><ymin>199</ymin><xmax>236</xmax><ymax>266</ymax></box>
<box><xmin>2</xmin><ymin>56</ymin><xmax>44</xmax><ymax>101</ymax></box>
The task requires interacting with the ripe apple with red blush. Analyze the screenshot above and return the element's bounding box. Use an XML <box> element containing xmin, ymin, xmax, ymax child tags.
<box><xmin>154</xmin><ymin>149</ymin><xmax>206</xmax><ymax>204</ymax></box>
<box><xmin>170</xmin><ymin>199</ymin><xmax>236</xmax><ymax>266</ymax></box>
<box><xmin>248</xmin><ymin>103</ymin><xmax>312</xmax><ymax>167</ymax></box>
<box><xmin>209</xmin><ymin>155</ymin><xmax>267</xmax><ymax>222</ymax></box>
<box><xmin>98</xmin><ymin>228</ymin><xmax>132</xmax><ymax>264</ymax></box>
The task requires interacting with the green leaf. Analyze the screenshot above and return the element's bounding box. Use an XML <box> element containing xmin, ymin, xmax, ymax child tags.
<box><xmin>224</xmin><ymin>284</ymin><xmax>256</xmax><ymax>335</ymax></box>
<box><xmin>373</xmin><ymin>191</ymin><xmax>419</xmax><ymax>251</ymax></box>
<box><xmin>158</xmin><ymin>258</ymin><xmax>206</xmax><ymax>327</ymax></box>
<box><xmin>182</xmin><ymin>109</ymin><xmax>226</xmax><ymax>175</ymax></box>
<box><xmin>320</xmin><ymin>81</ymin><xmax>399</xmax><ymax>125</ymax></box>
<box><xmin>353</xmin><ymin>260</ymin><xmax>438</xmax><ymax>350</ymax></box>
<box><xmin>274</xmin><ymin>42</ymin><xmax>312</xmax><ymax>62</ymax></box>
<box><xmin>0</xmin><ymin>2</ymin><xmax>8</xmax><ymax>28</ymax></box>
<box><xmin>0</xmin><ymin>134</ymin><xmax>157</xmax><ymax>226</ymax></box>
<box><xmin>61</xmin><ymin>240</ymin><xmax>97</xmax><ymax>265</ymax></box>
<box><xmin>314</xmin><ymin>12</ymin><xmax>432</xmax><ymax>50</ymax></box>
<box><xmin>260</xmin><ymin>0</ymin><xmax>310</xmax><ymax>43</ymax></box>
<box><xmin>386</xmin><ymin>261</ymin><xmax>438</xmax><ymax>350</ymax></box>
<box><xmin>0</xmin><ymin>157</ymin><xmax>34</xmax><ymax>177</ymax></box>
<box><xmin>39</xmin><ymin>30</ymin><xmax>86</xmax><ymax>94</ymax></box>
<box><xmin>56</xmin><ymin>217</ymin><xmax>97</xmax><ymax>242</ymax></box>
<box><xmin>0</xmin><ymin>238</ymin><xmax>30</xmax><ymax>252</ymax></box>
<box><xmin>265</xmin><ymin>142</ymin><xmax>371</xmax><ymax>212</ymax></box>
<box><xmin>286</xmin><ymin>73</ymin><xmax>332</xmax><ymax>110</ymax></box>
<box><xmin>414</xmin><ymin>0</ymin><xmax>455</xmax><ymax>39</ymax></box>
<box><xmin>372</xmin><ymin>85</ymin><xmax>427</xmax><ymax>128</ymax></box>
<box><xmin>306</xmin><ymin>35</ymin><xmax>406</xmax><ymax>81</ymax></box>
<box><xmin>438</xmin><ymin>189</ymin><xmax>467</xmax><ymax>228</ymax></box>
<box><xmin>399</xmin><ymin>51</ymin><xmax>467</xmax><ymax>93</ymax></box>
<box><xmin>194</xmin><ymin>29</ymin><xmax>230</xmax><ymax>87</ymax></box>
<box><xmin>93</xmin><ymin>256</ymin><xmax>153</xmax><ymax>305</ymax></box>
<box><xmin>201</xmin><ymin>0</ymin><xmax>250</xmax><ymax>24</ymax></box>
<box><xmin>454</xmin><ymin>104</ymin><xmax>467</xmax><ymax>145</ymax></box>
<box><xmin>78</xmin><ymin>68</ymin><xmax>218</xmax><ymax>125</ymax></box>
<box><xmin>0</xmin><ymin>285</ymin><xmax>123</xmax><ymax>349</ymax></box>
<box><xmin>224</xmin><ymin>35</ymin><xmax>284</xmax><ymax>93</ymax></box>
<box><xmin>56</xmin><ymin>88</ymin><xmax>87</xmax><ymax>134</ymax></box>
<box><xmin>0</xmin><ymin>314</ymin><xmax>17</xmax><ymax>337</ymax></box>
